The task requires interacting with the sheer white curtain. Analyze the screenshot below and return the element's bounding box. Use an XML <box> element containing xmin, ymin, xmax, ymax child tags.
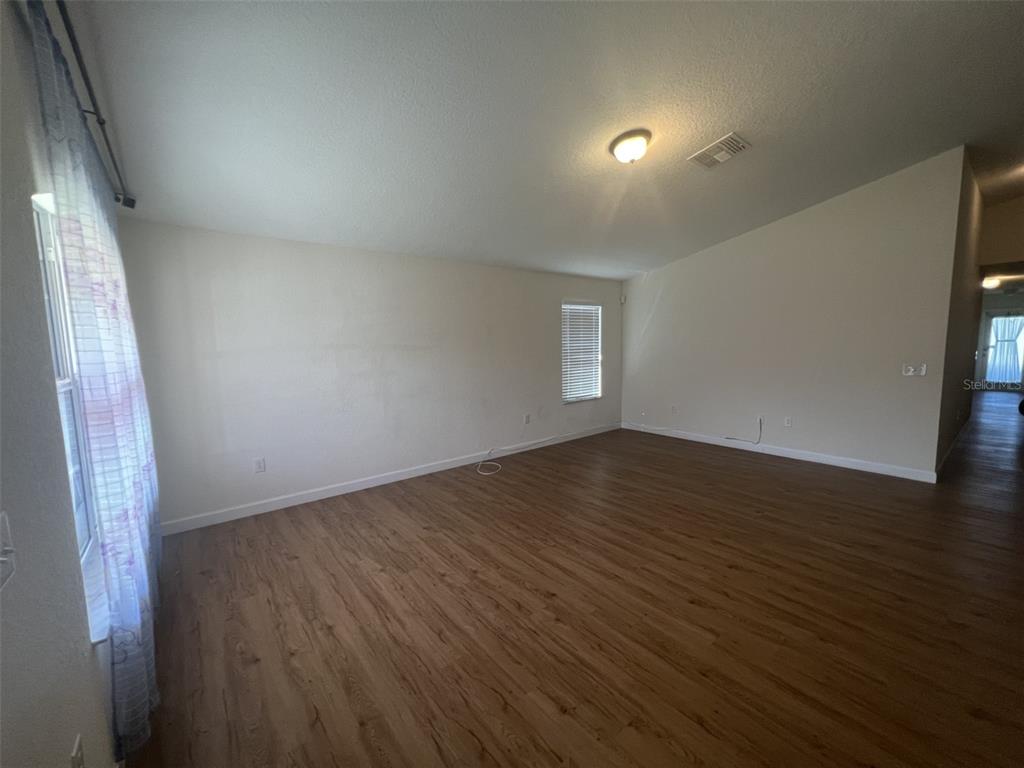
<box><xmin>986</xmin><ymin>315</ymin><xmax>1024</xmax><ymax>384</ymax></box>
<box><xmin>28</xmin><ymin>2</ymin><xmax>159</xmax><ymax>757</ymax></box>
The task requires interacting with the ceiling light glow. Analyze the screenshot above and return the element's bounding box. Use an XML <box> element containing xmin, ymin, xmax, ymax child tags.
<box><xmin>610</xmin><ymin>129</ymin><xmax>652</xmax><ymax>164</ymax></box>
<box><xmin>981</xmin><ymin>277</ymin><xmax>1002</xmax><ymax>290</ymax></box>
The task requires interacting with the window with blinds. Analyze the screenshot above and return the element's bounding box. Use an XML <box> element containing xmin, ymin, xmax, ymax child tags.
<box><xmin>561</xmin><ymin>303</ymin><xmax>602</xmax><ymax>402</ymax></box>
<box><xmin>33</xmin><ymin>194</ymin><xmax>97</xmax><ymax>560</ymax></box>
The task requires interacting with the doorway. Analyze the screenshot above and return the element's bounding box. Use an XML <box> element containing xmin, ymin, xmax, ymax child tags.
<box><xmin>982</xmin><ymin>313</ymin><xmax>1024</xmax><ymax>386</ymax></box>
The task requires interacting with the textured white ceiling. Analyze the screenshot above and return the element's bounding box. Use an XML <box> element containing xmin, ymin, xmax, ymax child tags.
<box><xmin>80</xmin><ymin>1</ymin><xmax>1024</xmax><ymax>279</ymax></box>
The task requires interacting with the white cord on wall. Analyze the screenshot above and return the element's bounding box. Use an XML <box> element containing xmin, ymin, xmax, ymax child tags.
<box><xmin>624</xmin><ymin>415</ymin><xmax>764</xmax><ymax>446</ymax></box>
<box><xmin>725</xmin><ymin>415</ymin><xmax>764</xmax><ymax>445</ymax></box>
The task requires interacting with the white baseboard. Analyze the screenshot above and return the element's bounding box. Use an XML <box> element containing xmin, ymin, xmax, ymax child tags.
<box><xmin>159</xmin><ymin>424</ymin><xmax>620</xmax><ymax>536</ymax></box>
<box><xmin>621</xmin><ymin>422</ymin><xmax>937</xmax><ymax>484</ymax></box>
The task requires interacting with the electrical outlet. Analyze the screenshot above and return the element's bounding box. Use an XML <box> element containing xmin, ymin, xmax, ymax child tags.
<box><xmin>523</xmin><ymin>413</ymin><xmax>531</xmax><ymax>425</ymax></box>
<box><xmin>670</xmin><ymin>405</ymin><xmax>678</xmax><ymax>416</ymax></box>
<box><xmin>784</xmin><ymin>416</ymin><xmax>793</xmax><ymax>428</ymax></box>
<box><xmin>253</xmin><ymin>457</ymin><xmax>266</xmax><ymax>474</ymax></box>
<box><xmin>640</xmin><ymin>410</ymin><xmax>646</xmax><ymax>417</ymax></box>
<box><xmin>0</xmin><ymin>510</ymin><xmax>14</xmax><ymax>592</ymax></box>
<box><xmin>70</xmin><ymin>734</ymin><xmax>84</xmax><ymax>768</ymax></box>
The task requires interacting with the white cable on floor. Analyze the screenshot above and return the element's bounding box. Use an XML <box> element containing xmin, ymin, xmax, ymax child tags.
<box><xmin>475</xmin><ymin>449</ymin><xmax>502</xmax><ymax>476</ymax></box>
<box><xmin>474</xmin><ymin>417</ymin><xmax>761</xmax><ymax>477</ymax></box>
<box><xmin>475</xmin><ymin>432</ymin><xmax>592</xmax><ymax>476</ymax></box>
<box><xmin>621</xmin><ymin>421</ymin><xmax>675</xmax><ymax>432</ymax></box>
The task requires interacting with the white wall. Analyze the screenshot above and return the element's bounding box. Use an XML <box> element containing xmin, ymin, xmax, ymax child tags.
<box><xmin>119</xmin><ymin>219</ymin><xmax>623</xmax><ymax>533</ymax></box>
<box><xmin>979</xmin><ymin>195</ymin><xmax>1024</xmax><ymax>266</ymax></box>
<box><xmin>935</xmin><ymin>156</ymin><xmax>983</xmax><ymax>470</ymax></box>
<box><xmin>0</xmin><ymin>3</ymin><xmax>114</xmax><ymax>765</ymax></box>
<box><xmin>622</xmin><ymin>148</ymin><xmax>967</xmax><ymax>480</ymax></box>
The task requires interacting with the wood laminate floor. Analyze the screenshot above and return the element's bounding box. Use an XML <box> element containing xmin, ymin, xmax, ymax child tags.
<box><xmin>134</xmin><ymin>392</ymin><xmax>1023</xmax><ymax>768</ymax></box>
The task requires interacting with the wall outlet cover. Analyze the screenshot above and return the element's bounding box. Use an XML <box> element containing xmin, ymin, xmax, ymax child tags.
<box><xmin>70</xmin><ymin>734</ymin><xmax>85</xmax><ymax>768</ymax></box>
<box><xmin>0</xmin><ymin>511</ymin><xmax>14</xmax><ymax>592</ymax></box>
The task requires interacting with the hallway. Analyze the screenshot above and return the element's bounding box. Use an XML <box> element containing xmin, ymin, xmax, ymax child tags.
<box><xmin>941</xmin><ymin>391</ymin><xmax>1024</xmax><ymax>513</ymax></box>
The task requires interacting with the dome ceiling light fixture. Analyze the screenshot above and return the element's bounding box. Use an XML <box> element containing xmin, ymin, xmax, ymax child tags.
<box><xmin>609</xmin><ymin>128</ymin><xmax>652</xmax><ymax>164</ymax></box>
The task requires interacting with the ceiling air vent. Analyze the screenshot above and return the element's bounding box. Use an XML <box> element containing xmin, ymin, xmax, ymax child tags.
<box><xmin>688</xmin><ymin>132</ymin><xmax>750</xmax><ymax>169</ymax></box>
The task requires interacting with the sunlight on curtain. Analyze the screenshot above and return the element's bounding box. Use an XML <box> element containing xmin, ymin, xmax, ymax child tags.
<box><xmin>28</xmin><ymin>2</ymin><xmax>160</xmax><ymax>757</ymax></box>
<box><xmin>986</xmin><ymin>315</ymin><xmax>1024</xmax><ymax>384</ymax></box>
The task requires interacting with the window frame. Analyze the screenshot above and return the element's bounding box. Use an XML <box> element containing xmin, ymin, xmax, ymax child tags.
<box><xmin>560</xmin><ymin>301</ymin><xmax>603</xmax><ymax>404</ymax></box>
<box><xmin>32</xmin><ymin>195</ymin><xmax>99</xmax><ymax>563</ymax></box>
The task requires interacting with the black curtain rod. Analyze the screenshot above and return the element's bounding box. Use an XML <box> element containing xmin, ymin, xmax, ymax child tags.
<box><xmin>55</xmin><ymin>0</ymin><xmax>135</xmax><ymax>208</ymax></box>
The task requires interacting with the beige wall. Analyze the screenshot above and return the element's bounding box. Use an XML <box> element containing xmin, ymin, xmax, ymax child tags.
<box><xmin>0</xmin><ymin>3</ymin><xmax>114</xmax><ymax>765</ymax></box>
<box><xmin>935</xmin><ymin>157</ymin><xmax>983</xmax><ymax>469</ymax></box>
<box><xmin>119</xmin><ymin>219</ymin><xmax>623</xmax><ymax>533</ymax></box>
<box><xmin>979</xmin><ymin>195</ymin><xmax>1024</xmax><ymax>267</ymax></box>
<box><xmin>622</xmin><ymin>148</ymin><xmax>967</xmax><ymax>480</ymax></box>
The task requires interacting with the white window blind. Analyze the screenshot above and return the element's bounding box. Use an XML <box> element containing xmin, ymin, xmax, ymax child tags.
<box><xmin>561</xmin><ymin>303</ymin><xmax>602</xmax><ymax>402</ymax></box>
